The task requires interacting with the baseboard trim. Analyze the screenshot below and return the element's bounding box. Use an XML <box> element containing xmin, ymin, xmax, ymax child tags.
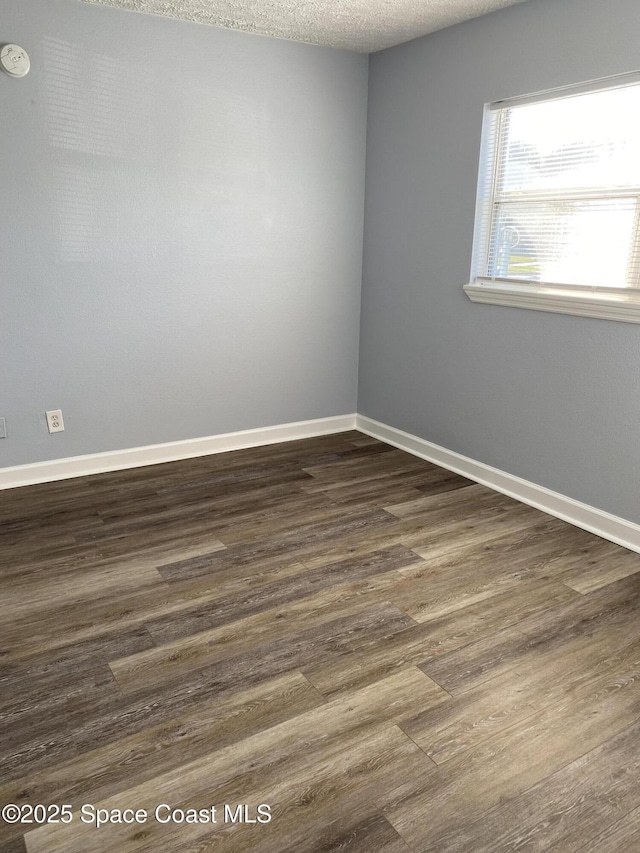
<box><xmin>4</xmin><ymin>411</ymin><xmax>639</xmax><ymax>557</ymax></box>
<box><xmin>356</xmin><ymin>414</ymin><xmax>640</xmax><ymax>555</ymax></box>
<box><xmin>0</xmin><ymin>414</ymin><xmax>357</xmax><ymax>490</ymax></box>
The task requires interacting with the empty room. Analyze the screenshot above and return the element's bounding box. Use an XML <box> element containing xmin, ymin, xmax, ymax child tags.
<box><xmin>3</xmin><ymin>0</ymin><xmax>640</xmax><ymax>850</ymax></box>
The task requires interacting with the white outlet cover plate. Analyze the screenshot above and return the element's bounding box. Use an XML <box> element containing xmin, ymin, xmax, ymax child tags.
<box><xmin>46</xmin><ymin>410</ymin><xmax>65</xmax><ymax>433</ymax></box>
<box><xmin>1</xmin><ymin>44</ymin><xmax>30</xmax><ymax>78</ymax></box>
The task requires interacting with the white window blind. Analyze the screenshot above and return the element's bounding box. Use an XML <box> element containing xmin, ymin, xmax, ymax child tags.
<box><xmin>472</xmin><ymin>75</ymin><xmax>640</xmax><ymax>293</ymax></box>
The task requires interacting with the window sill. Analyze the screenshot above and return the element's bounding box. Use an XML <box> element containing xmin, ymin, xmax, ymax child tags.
<box><xmin>463</xmin><ymin>281</ymin><xmax>640</xmax><ymax>324</ymax></box>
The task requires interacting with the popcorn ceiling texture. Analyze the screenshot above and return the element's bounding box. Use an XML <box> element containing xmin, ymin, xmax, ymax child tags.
<box><xmin>80</xmin><ymin>0</ymin><xmax>528</xmax><ymax>52</ymax></box>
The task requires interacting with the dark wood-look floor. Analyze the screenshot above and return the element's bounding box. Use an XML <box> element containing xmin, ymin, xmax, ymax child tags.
<box><xmin>2</xmin><ymin>431</ymin><xmax>640</xmax><ymax>852</ymax></box>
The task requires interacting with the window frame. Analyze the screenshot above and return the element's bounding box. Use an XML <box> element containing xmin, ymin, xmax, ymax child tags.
<box><xmin>464</xmin><ymin>71</ymin><xmax>640</xmax><ymax>323</ymax></box>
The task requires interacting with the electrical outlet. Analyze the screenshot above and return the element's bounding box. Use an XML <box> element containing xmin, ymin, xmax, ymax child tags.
<box><xmin>0</xmin><ymin>418</ymin><xmax>5</xmax><ymax>439</ymax></box>
<box><xmin>46</xmin><ymin>409</ymin><xmax>65</xmax><ymax>433</ymax></box>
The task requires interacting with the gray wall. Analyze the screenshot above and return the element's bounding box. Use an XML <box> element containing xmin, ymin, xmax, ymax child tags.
<box><xmin>359</xmin><ymin>0</ymin><xmax>640</xmax><ymax>523</ymax></box>
<box><xmin>1</xmin><ymin>0</ymin><xmax>367</xmax><ymax>467</ymax></box>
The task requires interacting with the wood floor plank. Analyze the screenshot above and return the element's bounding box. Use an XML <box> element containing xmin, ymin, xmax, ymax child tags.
<box><xmin>429</xmin><ymin>716</ymin><xmax>640</xmax><ymax>852</ymax></box>
<box><xmin>206</xmin><ymin>497</ymin><xmax>373</xmax><ymax>547</ymax></box>
<box><xmin>399</xmin><ymin>667</ymin><xmax>540</xmax><ymax>766</ymax></box>
<box><xmin>23</xmin><ymin>670</ymin><xmax>443</xmax><ymax>853</ymax></box>
<box><xmin>349</xmin><ymin>435</ymin><xmax>383</xmax><ymax>447</ymax></box>
<box><xmin>3</xmin><ymin>431</ymin><xmax>640</xmax><ymax>852</ymax></box>
<box><xmin>302</xmin><ymin>468</ymin><xmax>472</xmax><ymax>508</ymax></box>
<box><xmin>291</xmin><ymin>814</ymin><xmax>413</xmax><ymax>853</ymax></box>
<box><xmin>0</xmin><ymin>603</ymin><xmax>415</xmax><ymax>782</ymax></box>
<box><xmin>171</xmin><ymin>727</ymin><xmax>427</xmax><ymax>853</ymax></box>
<box><xmin>550</xmin><ymin>537</ymin><xmax>640</xmax><ymax>593</ymax></box>
<box><xmin>401</xmin><ymin>623</ymin><xmax>640</xmax><ymax>768</ymax></box>
<box><xmin>34</xmin><ymin>725</ymin><xmax>423</xmax><ymax>853</ymax></box>
<box><xmin>385</xmin><ymin>645</ymin><xmax>640</xmax><ymax>851</ymax></box>
<box><xmin>0</xmin><ymin>558</ymin><xmax>166</xmax><ymax>622</ymax></box>
<box><xmin>145</xmin><ymin>544</ymin><xmax>422</xmax><ymax>645</ymax></box>
<box><xmin>109</xmin><ymin>568</ymin><xmax>417</xmax><ymax>694</ymax></box>
<box><xmin>583</xmin><ymin>802</ymin><xmax>640</xmax><ymax>852</ymax></box>
<box><xmin>0</xmin><ymin>839</ymin><xmax>27</xmax><ymax>853</ymax></box>
<box><xmin>385</xmin><ymin>481</ymin><xmax>524</xmax><ymax>519</ymax></box>
<box><xmin>4</xmin><ymin>541</ymin><xmax>410</xmax><ymax>662</ymax></box>
<box><xmin>420</xmin><ymin>572</ymin><xmax>640</xmax><ymax>696</ymax></box>
<box><xmin>302</xmin><ymin>448</ymin><xmax>434</xmax><ymax>485</ymax></box>
<box><xmin>0</xmin><ymin>672</ymin><xmax>324</xmax><ymax>819</ymax></box>
<box><xmin>385</xmin><ymin>516</ymin><xmax>586</xmax><ymax>623</ymax></box>
<box><xmin>302</xmin><ymin>577</ymin><xmax>578</xmax><ymax>698</ymax></box>
<box><xmin>0</xmin><ymin>626</ymin><xmax>153</xmax><ymax>717</ymax></box>
<box><xmin>316</xmin><ymin>481</ymin><xmax>425</xmax><ymax>509</ymax></box>
<box><xmin>155</xmin><ymin>508</ymin><xmax>400</xmax><ymax>586</ymax></box>
<box><xmin>401</xmin><ymin>507</ymin><xmax>554</xmax><ymax>557</ymax></box>
<box><xmin>400</xmin><ymin>514</ymin><xmax>605</xmax><ymax>579</ymax></box>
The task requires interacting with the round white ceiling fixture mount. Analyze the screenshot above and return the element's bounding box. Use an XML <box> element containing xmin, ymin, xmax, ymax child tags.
<box><xmin>1</xmin><ymin>44</ymin><xmax>30</xmax><ymax>78</ymax></box>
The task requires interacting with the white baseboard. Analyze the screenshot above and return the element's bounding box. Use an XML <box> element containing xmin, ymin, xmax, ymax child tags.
<box><xmin>0</xmin><ymin>414</ymin><xmax>357</xmax><ymax>490</ymax></box>
<box><xmin>356</xmin><ymin>414</ymin><xmax>640</xmax><ymax>555</ymax></box>
<box><xmin>4</xmin><ymin>411</ymin><xmax>639</xmax><ymax>557</ymax></box>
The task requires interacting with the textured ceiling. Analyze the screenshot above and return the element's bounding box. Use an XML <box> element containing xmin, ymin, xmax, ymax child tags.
<box><xmin>80</xmin><ymin>0</ymin><xmax>529</xmax><ymax>53</ymax></box>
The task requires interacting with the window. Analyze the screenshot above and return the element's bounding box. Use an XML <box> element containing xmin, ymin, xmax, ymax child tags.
<box><xmin>465</xmin><ymin>73</ymin><xmax>640</xmax><ymax>322</ymax></box>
